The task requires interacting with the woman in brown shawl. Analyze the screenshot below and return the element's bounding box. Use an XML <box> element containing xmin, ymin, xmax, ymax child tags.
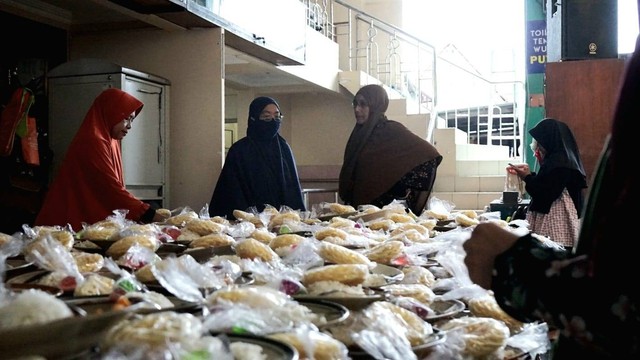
<box><xmin>338</xmin><ymin>84</ymin><xmax>443</xmax><ymax>214</ymax></box>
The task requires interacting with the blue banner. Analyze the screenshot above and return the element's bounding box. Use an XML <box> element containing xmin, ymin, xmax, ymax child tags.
<box><xmin>526</xmin><ymin>20</ymin><xmax>547</xmax><ymax>74</ymax></box>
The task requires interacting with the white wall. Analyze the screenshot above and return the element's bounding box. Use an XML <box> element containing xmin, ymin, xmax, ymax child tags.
<box><xmin>70</xmin><ymin>28</ymin><xmax>225</xmax><ymax>213</ymax></box>
<box><xmin>64</xmin><ymin>2</ymin><xmax>408</xmax><ymax>213</ymax></box>
<box><xmin>288</xmin><ymin>92</ymin><xmax>354</xmax><ymax>165</ymax></box>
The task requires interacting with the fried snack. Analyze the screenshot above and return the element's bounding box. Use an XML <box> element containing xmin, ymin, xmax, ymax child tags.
<box><xmin>438</xmin><ymin>317</ymin><xmax>510</xmax><ymax>357</ymax></box>
<box><xmin>268</xmin><ymin>331</ymin><xmax>347</xmax><ymax>360</ymax></box>
<box><xmin>302</xmin><ymin>218</ymin><xmax>322</xmax><ymax>225</ymax></box>
<box><xmin>207</xmin><ymin>286</ymin><xmax>291</xmax><ymax>309</ymax></box>
<box><xmin>314</xmin><ymin>227</ymin><xmax>348</xmax><ymax>241</ymax></box>
<box><xmin>71</xmin><ymin>251</ymin><xmax>105</xmax><ymax>273</ymax></box>
<box><xmin>103</xmin><ymin>312</ymin><xmax>203</xmax><ymax>349</ymax></box>
<box><xmin>210</xmin><ymin>216</ymin><xmax>231</xmax><ymax>225</ymax></box>
<box><xmin>184</xmin><ymin>218</ymin><xmax>225</xmax><ymax>236</ymax></box>
<box><xmin>360</xmin><ymin>204</ymin><xmax>382</xmax><ymax>214</ymax></box>
<box><xmin>0</xmin><ymin>290</ymin><xmax>73</xmax><ymax>329</ymax></box>
<box><xmin>389</xmin><ymin>229</ymin><xmax>429</xmax><ymax>244</ymax></box>
<box><xmin>388</xmin><ymin>212</ymin><xmax>414</xmax><ymax>223</ymax></box>
<box><xmin>232</xmin><ymin>210</ymin><xmax>264</xmax><ymax>227</ymax></box>
<box><xmin>268</xmin><ymin>212</ymin><xmax>301</xmax><ymax>229</ymax></box>
<box><xmin>177</xmin><ymin>229</ymin><xmax>201</xmax><ymax>241</ymax></box>
<box><xmin>262</xmin><ymin>206</ymin><xmax>281</xmax><ymax>217</ymax></box>
<box><xmin>81</xmin><ymin>223</ymin><xmax>120</xmax><ymax>240</ymax></box>
<box><xmin>327</xmin><ymin>203</ymin><xmax>357</xmax><ymax>215</ymax></box>
<box><xmin>106</xmin><ymin>234</ymin><xmax>159</xmax><ymax>259</ymax></box>
<box><xmin>155</xmin><ymin>208</ymin><xmax>171</xmax><ymax>218</ymax></box>
<box><xmin>93</xmin><ymin>219</ymin><xmax>121</xmax><ymax>228</ymax></box>
<box><xmin>302</xmin><ymin>264</ymin><xmax>369</xmax><ymax>286</ymax></box>
<box><xmin>249</xmin><ymin>228</ymin><xmax>276</xmax><ymax>244</ymax></box>
<box><xmin>0</xmin><ymin>232</ymin><xmax>13</xmax><ymax>246</ymax></box>
<box><xmin>365</xmin><ymin>240</ymin><xmax>404</xmax><ymax>264</ymax></box>
<box><xmin>320</xmin><ymin>236</ymin><xmax>353</xmax><ymax>247</ymax></box>
<box><xmin>230</xmin><ymin>342</ymin><xmax>266</xmax><ymax>359</ymax></box>
<box><xmin>74</xmin><ymin>274</ymin><xmax>115</xmax><ymax>297</ymax></box>
<box><xmin>369</xmin><ymin>301</ymin><xmax>433</xmax><ymax>346</ymax></box>
<box><xmin>425</xmin><ymin>209</ymin><xmax>450</xmax><ymax>220</ymax></box>
<box><xmin>31</xmin><ymin>225</ymin><xmax>61</xmax><ymax>235</ymax></box>
<box><xmin>455</xmin><ymin>213</ymin><xmax>480</xmax><ymax>227</ymax></box>
<box><xmin>380</xmin><ymin>283</ymin><xmax>437</xmax><ymax>305</ymax></box>
<box><xmin>24</xmin><ymin>238</ymin><xmax>60</xmax><ymax>257</ymax></box>
<box><xmin>400</xmin><ymin>265</ymin><xmax>436</xmax><ymax>287</ymax></box>
<box><xmin>468</xmin><ymin>295</ymin><xmax>525</xmax><ymax>334</ymax></box>
<box><xmin>327</xmin><ymin>216</ymin><xmax>357</xmax><ymax>228</ymax></box>
<box><xmin>125</xmin><ymin>291</ymin><xmax>175</xmax><ymax>310</ymax></box>
<box><xmin>34</xmin><ymin>272</ymin><xmax>67</xmax><ymax>288</ymax></box>
<box><xmin>36</xmin><ymin>230</ymin><xmax>74</xmax><ymax>250</ymax></box>
<box><xmin>458</xmin><ymin>209</ymin><xmax>479</xmax><ymax>219</ymax></box>
<box><xmin>135</xmin><ymin>263</ymin><xmax>156</xmax><ymax>283</ymax></box>
<box><xmin>367</xmin><ymin>219</ymin><xmax>395</xmax><ymax>232</ymax></box>
<box><xmin>120</xmin><ymin>223</ymin><xmax>159</xmax><ymax>235</ymax></box>
<box><xmin>234</xmin><ymin>238</ymin><xmax>279</xmax><ymax>262</ymax></box>
<box><xmin>306</xmin><ymin>281</ymin><xmax>366</xmax><ymax>296</ymax></box>
<box><xmin>317</xmin><ymin>242</ymin><xmax>373</xmax><ymax>266</ymax></box>
<box><xmin>418</xmin><ymin>218</ymin><xmax>438</xmax><ymax>231</ymax></box>
<box><xmin>165</xmin><ymin>211</ymin><xmax>199</xmax><ymax>227</ymax></box>
<box><xmin>269</xmin><ymin>233</ymin><xmax>305</xmax><ymax>250</ymax></box>
<box><xmin>189</xmin><ymin>233</ymin><xmax>235</xmax><ymax>248</ymax></box>
<box><xmin>390</xmin><ymin>223</ymin><xmax>430</xmax><ymax>237</ymax></box>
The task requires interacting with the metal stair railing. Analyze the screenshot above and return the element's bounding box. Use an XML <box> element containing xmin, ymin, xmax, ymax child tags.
<box><xmin>301</xmin><ymin>0</ymin><xmax>438</xmax><ymax>141</ymax></box>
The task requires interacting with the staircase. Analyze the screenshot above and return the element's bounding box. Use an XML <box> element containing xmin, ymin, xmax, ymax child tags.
<box><xmin>381</xmin><ymin>85</ymin><xmax>508</xmax><ymax>211</ymax></box>
<box><xmin>431</xmin><ymin>127</ymin><xmax>509</xmax><ymax>210</ymax></box>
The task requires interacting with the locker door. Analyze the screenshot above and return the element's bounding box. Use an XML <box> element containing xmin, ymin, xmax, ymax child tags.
<box><xmin>48</xmin><ymin>76</ymin><xmax>117</xmax><ymax>179</ymax></box>
<box><xmin>121</xmin><ymin>77</ymin><xmax>165</xmax><ymax>193</ymax></box>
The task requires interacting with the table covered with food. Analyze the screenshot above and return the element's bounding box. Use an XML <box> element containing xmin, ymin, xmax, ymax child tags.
<box><xmin>0</xmin><ymin>199</ymin><xmax>553</xmax><ymax>359</ymax></box>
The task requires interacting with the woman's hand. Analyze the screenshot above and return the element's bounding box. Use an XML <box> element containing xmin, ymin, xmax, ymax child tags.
<box><xmin>508</xmin><ymin>163</ymin><xmax>531</xmax><ymax>180</ymax></box>
<box><xmin>463</xmin><ymin>222</ymin><xmax>520</xmax><ymax>289</ymax></box>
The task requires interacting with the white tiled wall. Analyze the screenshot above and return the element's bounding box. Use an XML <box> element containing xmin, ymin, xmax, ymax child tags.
<box><xmin>432</xmin><ymin>127</ymin><xmax>510</xmax><ymax>210</ymax></box>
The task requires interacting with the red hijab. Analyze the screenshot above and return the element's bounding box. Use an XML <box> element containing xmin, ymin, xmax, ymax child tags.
<box><xmin>35</xmin><ymin>88</ymin><xmax>147</xmax><ymax>231</ymax></box>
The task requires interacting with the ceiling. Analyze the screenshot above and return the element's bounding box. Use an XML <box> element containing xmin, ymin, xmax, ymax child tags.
<box><xmin>0</xmin><ymin>0</ymin><xmax>318</xmax><ymax>92</ymax></box>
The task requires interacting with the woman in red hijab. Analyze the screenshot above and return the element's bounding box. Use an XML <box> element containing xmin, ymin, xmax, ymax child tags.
<box><xmin>35</xmin><ymin>88</ymin><xmax>167</xmax><ymax>231</ymax></box>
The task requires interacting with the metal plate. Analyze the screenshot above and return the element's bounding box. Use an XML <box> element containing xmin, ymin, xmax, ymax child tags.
<box><xmin>349</xmin><ymin>330</ymin><xmax>446</xmax><ymax>359</ymax></box>
<box><xmin>294</xmin><ymin>289</ymin><xmax>385</xmax><ymax>311</ymax></box>
<box><xmin>422</xmin><ymin>299</ymin><xmax>467</xmax><ymax>322</ymax></box>
<box><xmin>0</xmin><ymin>310</ymin><xmax>129</xmax><ymax>360</ymax></box>
<box><xmin>295</xmin><ymin>298</ymin><xmax>349</xmax><ymax>329</ymax></box>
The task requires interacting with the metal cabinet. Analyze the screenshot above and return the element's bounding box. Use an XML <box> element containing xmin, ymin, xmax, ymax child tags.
<box><xmin>47</xmin><ymin>58</ymin><xmax>170</xmax><ymax>208</ymax></box>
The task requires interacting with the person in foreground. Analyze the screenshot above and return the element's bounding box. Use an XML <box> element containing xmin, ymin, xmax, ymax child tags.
<box><xmin>35</xmin><ymin>88</ymin><xmax>168</xmax><ymax>231</ymax></box>
<box><xmin>208</xmin><ymin>96</ymin><xmax>305</xmax><ymax>219</ymax></box>
<box><xmin>338</xmin><ymin>84</ymin><xmax>442</xmax><ymax>215</ymax></box>
<box><xmin>463</xmin><ymin>37</ymin><xmax>640</xmax><ymax>359</ymax></box>
<box><xmin>508</xmin><ymin>118</ymin><xmax>587</xmax><ymax>250</ymax></box>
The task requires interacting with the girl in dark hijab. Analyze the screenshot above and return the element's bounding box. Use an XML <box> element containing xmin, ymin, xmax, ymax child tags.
<box><xmin>463</xmin><ymin>35</ymin><xmax>640</xmax><ymax>359</ymax></box>
<box><xmin>509</xmin><ymin>118</ymin><xmax>587</xmax><ymax>248</ymax></box>
<box><xmin>208</xmin><ymin>96</ymin><xmax>305</xmax><ymax>219</ymax></box>
<box><xmin>339</xmin><ymin>84</ymin><xmax>442</xmax><ymax>214</ymax></box>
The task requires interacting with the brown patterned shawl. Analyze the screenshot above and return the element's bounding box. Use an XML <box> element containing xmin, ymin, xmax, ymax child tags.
<box><xmin>338</xmin><ymin>84</ymin><xmax>441</xmax><ymax>207</ymax></box>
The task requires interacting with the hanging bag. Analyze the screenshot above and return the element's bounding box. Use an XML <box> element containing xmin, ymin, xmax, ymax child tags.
<box><xmin>0</xmin><ymin>87</ymin><xmax>34</xmax><ymax>156</ymax></box>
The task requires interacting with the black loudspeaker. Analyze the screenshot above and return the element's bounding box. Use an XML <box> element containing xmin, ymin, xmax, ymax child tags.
<box><xmin>547</xmin><ymin>0</ymin><xmax>618</xmax><ymax>62</ymax></box>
